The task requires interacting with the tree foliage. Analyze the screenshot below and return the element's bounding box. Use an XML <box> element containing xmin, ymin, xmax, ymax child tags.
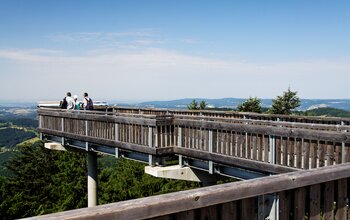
<box><xmin>187</xmin><ymin>100</ymin><xmax>207</xmax><ymax>110</ymax></box>
<box><xmin>237</xmin><ymin>97</ymin><xmax>262</xmax><ymax>113</ymax></box>
<box><xmin>98</xmin><ymin>158</ymin><xmax>199</xmax><ymax>204</ymax></box>
<box><xmin>0</xmin><ymin>141</ymin><xmax>200</xmax><ymax>219</ymax></box>
<box><xmin>0</xmin><ymin>141</ymin><xmax>87</xmax><ymax>219</ymax></box>
<box><xmin>269</xmin><ymin>88</ymin><xmax>301</xmax><ymax>115</ymax></box>
<box><xmin>0</xmin><ymin>128</ymin><xmax>36</xmax><ymax>148</ymax></box>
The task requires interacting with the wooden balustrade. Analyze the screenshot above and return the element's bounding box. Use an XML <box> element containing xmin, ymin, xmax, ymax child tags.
<box><xmin>27</xmin><ymin>162</ymin><xmax>350</xmax><ymax>220</ymax></box>
<box><xmin>112</xmin><ymin>106</ymin><xmax>350</xmax><ymax>125</ymax></box>
<box><xmin>38</xmin><ymin>108</ymin><xmax>350</xmax><ymax>171</ymax></box>
<box><xmin>36</xmin><ymin>108</ymin><xmax>350</xmax><ymax>219</ymax></box>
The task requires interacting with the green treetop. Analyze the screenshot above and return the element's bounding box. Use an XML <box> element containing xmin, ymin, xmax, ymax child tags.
<box><xmin>237</xmin><ymin>97</ymin><xmax>262</xmax><ymax>113</ymax></box>
<box><xmin>269</xmin><ymin>88</ymin><xmax>301</xmax><ymax>115</ymax></box>
<box><xmin>187</xmin><ymin>100</ymin><xmax>206</xmax><ymax>110</ymax></box>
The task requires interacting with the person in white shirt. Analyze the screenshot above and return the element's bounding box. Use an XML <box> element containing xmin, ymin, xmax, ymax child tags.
<box><xmin>65</xmin><ymin>92</ymin><xmax>75</xmax><ymax>110</ymax></box>
<box><xmin>73</xmin><ymin>95</ymin><xmax>81</xmax><ymax>110</ymax></box>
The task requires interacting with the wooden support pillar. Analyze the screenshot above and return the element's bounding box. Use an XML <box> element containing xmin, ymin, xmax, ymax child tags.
<box><xmin>88</xmin><ymin>151</ymin><xmax>98</xmax><ymax>207</ymax></box>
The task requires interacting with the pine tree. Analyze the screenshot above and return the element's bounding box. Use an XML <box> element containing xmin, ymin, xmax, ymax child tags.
<box><xmin>237</xmin><ymin>97</ymin><xmax>262</xmax><ymax>113</ymax></box>
<box><xmin>187</xmin><ymin>100</ymin><xmax>199</xmax><ymax>110</ymax></box>
<box><xmin>199</xmin><ymin>101</ymin><xmax>207</xmax><ymax>110</ymax></box>
<box><xmin>0</xmin><ymin>141</ymin><xmax>87</xmax><ymax>219</ymax></box>
<box><xmin>269</xmin><ymin>88</ymin><xmax>301</xmax><ymax>115</ymax></box>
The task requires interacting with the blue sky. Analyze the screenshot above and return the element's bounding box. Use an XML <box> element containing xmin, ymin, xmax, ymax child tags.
<box><xmin>0</xmin><ymin>0</ymin><xmax>349</xmax><ymax>102</ymax></box>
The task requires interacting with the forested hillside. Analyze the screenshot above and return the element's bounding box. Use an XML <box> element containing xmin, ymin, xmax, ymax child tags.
<box><xmin>0</xmin><ymin>141</ymin><xmax>200</xmax><ymax>219</ymax></box>
<box><xmin>303</xmin><ymin>107</ymin><xmax>350</xmax><ymax>118</ymax></box>
<box><xmin>0</xmin><ymin>128</ymin><xmax>36</xmax><ymax>148</ymax></box>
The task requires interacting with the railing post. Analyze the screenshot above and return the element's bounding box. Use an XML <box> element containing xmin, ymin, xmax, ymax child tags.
<box><xmin>341</xmin><ymin>121</ymin><xmax>347</xmax><ymax>163</ymax></box>
<box><xmin>209</xmin><ymin>129</ymin><xmax>214</xmax><ymax>174</ymax></box>
<box><xmin>269</xmin><ymin>135</ymin><xmax>276</xmax><ymax>164</ymax></box>
<box><xmin>39</xmin><ymin>115</ymin><xmax>43</xmax><ymax>140</ymax></box>
<box><xmin>148</xmin><ymin>126</ymin><xmax>156</xmax><ymax>166</ymax></box>
<box><xmin>178</xmin><ymin>127</ymin><xmax>183</xmax><ymax>167</ymax></box>
<box><xmin>61</xmin><ymin>118</ymin><xmax>64</xmax><ymax>145</ymax></box>
<box><xmin>115</xmin><ymin>123</ymin><xmax>119</xmax><ymax>158</ymax></box>
<box><xmin>85</xmin><ymin>120</ymin><xmax>89</xmax><ymax>151</ymax></box>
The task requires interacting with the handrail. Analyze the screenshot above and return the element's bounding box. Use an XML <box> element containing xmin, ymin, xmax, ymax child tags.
<box><xmin>111</xmin><ymin>106</ymin><xmax>350</xmax><ymax>124</ymax></box>
<box><xmin>26</xmin><ymin>162</ymin><xmax>350</xmax><ymax>220</ymax></box>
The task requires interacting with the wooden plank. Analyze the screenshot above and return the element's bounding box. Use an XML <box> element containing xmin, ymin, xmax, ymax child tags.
<box><xmin>257</xmin><ymin>134</ymin><xmax>263</xmax><ymax>162</ymax></box>
<box><xmin>303</xmin><ymin>139</ymin><xmax>310</xmax><ymax>169</ymax></box>
<box><xmin>173</xmin><ymin>210</ymin><xmax>195</xmax><ymax>220</ymax></box>
<box><xmin>242</xmin><ymin>132</ymin><xmax>247</xmax><ymax>159</ymax></box>
<box><xmin>310</xmin><ymin>140</ymin><xmax>318</xmax><ymax>169</ymax></box>
<box><xmin>281</xmin><ymin>137</ymin><xmax>288</xmax><ymax>166</ymax></box>
<box><xmin>288</xmin><ymin>138</ymin><xmax>295</xmax><ymax>167</ymax></box>
<box><xmin>174</xmin><ymin>147</ymin><xmax>299</xmax><ymax>174</ymax></box>
<box><xmin>309</xmin><ymin>184</ymin><xmax>321</xmax><ymax>220</ymax></box>
<box><xmin>200</xmin><ymin>205</ymin><xmax>216</xmax><ymax>220</ymax></box>
<box><xmin>335</xmin><ymin>178</ymin><xmax>347</xmax><ymax>220</ymax></box>
<box><xmin>326</xmin><ymin>141</ymin><xmax>335</xmax><ymax>166</ymax></box>
<box><xmin>213</xmin><ymin>130</ymin><xmax>218</xmax><ymax>153</ymax></box>
<box><xmin>318</xmin><ymin>141</ymin><xmax>325</xmax><ymax>167</ymax></box>
<box><xmin>335</xmin><ymin>142</ymin><xmax>342</xmax><ymax>164</ymax></box>
<box><xmin>246</xmin><ymin>133</ymin><xmax>251</xmax><ymax>159</ymax></box>
<box><xmin>241</xmin><ymin>198</ymin><xmax>255</xmax><ymax>219</ymax></box>
<box><xmin>252</xmin><ymin>134</ymin><xmax>257</xmax><ymax>160</ymax></box>
<box><xmin>217</xmin><ymin>130</ymin><xmax>222</xmax><ymax>154</ymax></box>
<box><xmin>232</xmin><ymin>132</ymin><xmax>237</xmax><ymax>156</ymax></box>
<box><xmin>276</xmin><ymin>136</ymin><xmax>281</xmax><ymax>165</ymax></box>
<box><xmin>264</xmin><ymin>135</ymin><xmax>269</xmax><ymax>162</ymax></box>
<box><xmin>279</xmin><ymin>190</ymin><xmax>291</xmax><ymax>220</ymax></box>
<box><xmin>294</xmin><ymin>187</ymin><xmax>306</xmax><ymax>220</ymax></box>
<box><xmin>237</xmin><ymin>132</ymin><xmax>242</xmax><ymax>158</ymax></box>
<box><xmin>345</xmin><ymin>143</ymin><xmax>350</xmax><ymax>162</ymax></box>
<box><xmin>221</xmin><ymin>201</ymin><xmax>238</xmax><ymax>220</ymax></box>
<box><xmin>323</xmin><ymin>181</ymin><xmax>334</xmax><ymax>220</ymax></box>
<box><xmin>295</xmin><ymin>138</ymin><xmax>302</xmax><ymax>168</ymax></box>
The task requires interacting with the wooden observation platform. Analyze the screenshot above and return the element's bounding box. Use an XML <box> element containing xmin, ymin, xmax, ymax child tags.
<box><xmin>31</xmin><ymin>106</ymin><xmax>350</xmax><ymax>219</ymax></box>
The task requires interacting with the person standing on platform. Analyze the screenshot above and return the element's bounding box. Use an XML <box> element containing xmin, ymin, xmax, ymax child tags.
<box><xmin>64</xmin><ymin>92</ymin><xmax>75</xmax><ymax>110</ymax></box>
<box><xmin>83</xmin><ymin>92</ymin><xmax>94</xmax><ymax>110</ymax></box>
<box><xmin>73</xmin><ymin>95</ymin><xmax>81</xmax><ymax>110</ymax></box>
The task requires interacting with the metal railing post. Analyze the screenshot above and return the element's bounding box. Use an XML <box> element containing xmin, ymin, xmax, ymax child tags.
<box><xmin>209</xmin><ymin>129</ymin><xmax>214</xmax><ymax>174</ymax></box>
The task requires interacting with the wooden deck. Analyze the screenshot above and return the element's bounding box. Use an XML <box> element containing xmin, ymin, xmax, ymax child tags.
<box><xmin>38</xmin><ymin>107</ymin><xmax>350</xmax><ymax>171</ymax></box>
<box><xmin>35</xmin><ymin>107</ymin><xmax>350</xmax><ymax>219</ymax></box>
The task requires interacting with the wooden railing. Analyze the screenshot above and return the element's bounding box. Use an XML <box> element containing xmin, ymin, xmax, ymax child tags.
<box><xmin>112</xmin><ymin>106</ymin><xmax>350</xmax><ymax>125</ymax></box>
<box><xmin>27</xmin><ymin>162</ymin><xmax>350</xmax><ymax>220</ymax></box>
<box><xmin>38</xmin><ymin>108</ymin><xmax>350</xmax><ymax>171</ymax></box>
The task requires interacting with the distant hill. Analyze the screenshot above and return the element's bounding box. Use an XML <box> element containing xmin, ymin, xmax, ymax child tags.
<box><xmin>304</xmin><ymin>107</ymin><xmax>350</xmax><ymax>118</ymax></box>
<box><xmin>135</xmin><ymin>98</ymin><xmax>350</xmax><ymax>111</ymax></box>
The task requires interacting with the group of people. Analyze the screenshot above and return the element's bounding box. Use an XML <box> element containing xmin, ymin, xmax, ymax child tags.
<box><xmin>60</xmin><ymin>92</ymin><xmax>93</xmax><ymax>110</ymax></box>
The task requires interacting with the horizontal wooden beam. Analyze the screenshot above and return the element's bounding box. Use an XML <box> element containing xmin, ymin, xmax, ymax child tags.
<box><xmin>27</xmin><ymin>162</ymin><xmax>350</xmax><ymax>220</ymax></box>
<box><xmin>38</xmin><ymin>128</ymin><xmax>158</xmax><ymax>155</ymax></box>
<box><xmin>38</xmin><ymin>109</ymin><xmax>157</xmax><ymax>126</ymax></box>
<box><xmin>174</xmin><ymin>119</ymin><xmax>350</xmax><ymax>143</ymax></box>
<box><xmin>174</xmin><ymin>115</ymin><xmax>349</xmax><ymax>132</ymax></box>
<box><xmin>174</xmin><ymin>147</ymin><xmax>299</xmax><ymax>174</ymax></box>
<box><xmin>111</xmin><ymin>106</ymin><xmax>350</xmax><ymax>123</ymax></box>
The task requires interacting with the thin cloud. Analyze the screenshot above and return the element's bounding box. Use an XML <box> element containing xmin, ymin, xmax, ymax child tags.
<box><xmin>181</xmin><ymin>38</ymin><xmax>202</xmax><ymax>44</ymax></box>
<box><xmin>0</xmin><ymin>47</ymin><xmax>349</xmax><ymax>101</ymax></box>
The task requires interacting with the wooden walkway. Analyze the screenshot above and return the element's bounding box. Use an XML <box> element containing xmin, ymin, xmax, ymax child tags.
<box><xmin>38</xmin><ymin>107</ymin><xmax>350</xmax><ymax>172</ymax></box>
<box><xmin>35</xmin><ymin>107</ymin><xmax>350</xmax><ymax>219</ymax></box>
